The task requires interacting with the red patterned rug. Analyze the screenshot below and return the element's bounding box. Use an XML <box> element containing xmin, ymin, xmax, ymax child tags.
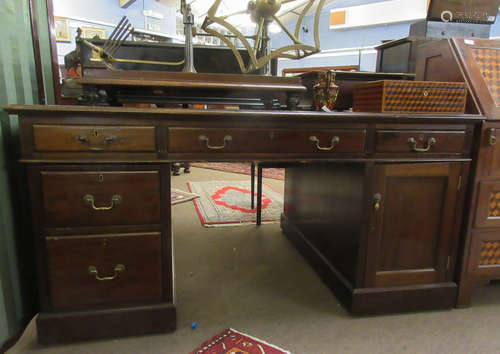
<box><xmin>191</xmin><ymin>328</ymin><xmax>291</xmax><ymax>354</ymax></box>
<box><xmin>191</xmin><ymin>162</ymin><xmax>285</xmax><ymax>180</ymax></box>
<box><xmin>187</xmin><ymin>180</ymin><xmax>283</xmax><ymax>226</ymax></box>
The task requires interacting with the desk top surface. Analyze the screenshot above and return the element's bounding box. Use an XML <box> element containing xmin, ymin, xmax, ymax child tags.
<box><xmin>3</xmin><ymin>105</ymin><xmax>484</xmax><ymax>123</ymax></box>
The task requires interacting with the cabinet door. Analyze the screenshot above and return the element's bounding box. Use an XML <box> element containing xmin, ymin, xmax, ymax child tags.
<box><xmin>365</xmin><ymin>162</ymin><xmax>464</xmax><ymax>287</ymax></box>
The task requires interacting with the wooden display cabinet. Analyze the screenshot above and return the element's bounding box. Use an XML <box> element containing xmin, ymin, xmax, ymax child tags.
<box><xmin>415</xmin><ymin>38</ymin><xmax>500</xmax><ymax>306</ymax></box>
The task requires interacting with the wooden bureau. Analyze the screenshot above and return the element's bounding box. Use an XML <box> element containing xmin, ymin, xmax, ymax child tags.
<box><xmin>415</xmin><ymin>38</ymin><xmax>500</xmax><ymax>306</ymax></box>
<box><xmin>3</xmin><ymin>105</ymin><xmax>483</xmax><ymax>343</ymax></box>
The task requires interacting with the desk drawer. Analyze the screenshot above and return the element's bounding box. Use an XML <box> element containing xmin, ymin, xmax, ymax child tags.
<box><xmin>41</xmin><ymin>171</ymin><xmax>160</xmax><ymax>228</ymax></box>
<box><xmin>375</xmin><ymin>130</ymin><xmax>465</xmax><ymax>153</ymax></box>
<box><xmin>33</xmin><ymin>125</ymin><xmax>156</xmax><ymax>152</ymax></box>
<box><xmin>168</xmin><ymin>127</ymin><xmax>366</xmax><ymax>153</ymax></box>
<box><xmin>47</xmin><ymin>232</ymin><xmax>162</xmax><ymax>310</ymax></box>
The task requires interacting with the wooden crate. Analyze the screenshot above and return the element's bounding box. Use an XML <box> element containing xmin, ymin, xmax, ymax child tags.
<box><xmin>353</xmin><ymin>80</ymin><xmax>467</xmax><ymax>113</ymax></box>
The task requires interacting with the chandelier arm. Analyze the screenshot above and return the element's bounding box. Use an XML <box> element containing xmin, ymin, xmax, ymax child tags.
<box><xmin>254</xmin><ymin>44</ymin><xmax>318</xmax><ymax>70</ymax></box>
<box><xmin>294</xmin><ymin>0</ymin><xmax>314</xmax><ymax>39</ymax></box>
<box><xmin>293</xmin><ymin>0</ymin><xmax>314</xmax><ymax>56</ymax></box>
<box><xmin>254</xmin><ymin>17</ymin><xmax>265</xmax><ymax>53</ymax></box>
<box><xmin>313</xmin><ymin>0</ymin><xmax>326</xmax><ymax>48</ymax></box>
<box><xmin>272</xmin><ymin>15</ymin><xmax>301</xmax><ymax>44</ymax></box>
<box><xmin>203</xmin><ymin>17</ymin><xmax>258</xmax><ymax>68</ymax></box>
<box><xmin>220</xmin><ymin>9</ymin><xmax>249</xmax><ymax>20</ymax></box>
<box><xmin>202</xmin><ymin>26</ymin><xmax>250</xmax><ymax>73</ymax></box>
<box><xmin>207</xmin><ymin>0</ymin><xmax>223</xmax><ymax>17</ymax></box>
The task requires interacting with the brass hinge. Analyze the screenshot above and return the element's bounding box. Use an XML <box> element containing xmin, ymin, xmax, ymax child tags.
<box><xmin>457</xmin><ymin>176</ymin><xmax>462</xmax><ymax>191</ymax></box>
<box><xmin>446</xmin><ymin>256</ymin><xmax>451</xmax><ymax>271</ymax></box>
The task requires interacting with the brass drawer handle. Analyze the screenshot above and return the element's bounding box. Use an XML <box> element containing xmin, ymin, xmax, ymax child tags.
<box><xmin>407</xmin><ymin>137</ymin><xmax>436</xmax><ymax>152</ymax></box>
<box><xmin>77</xmin><ymin>134</ymin><xmax>117</xmax><ymax>151</ymax></box>
<box><xmin>423</xmin><ymin>90</ymin><xmax>429</xmax><ymax>97</ymax></box>
<box><xmin>198</xmin><ymin>135</ymin><xmax>232</xmax><ymax>150</ymax></box>
<box><xmin>489</xmin><ymin>128</ymin><xmax>497</xmax><ymax>146</ymax></box>
<box><xmin>309</xmin><ymin>136</ymin><xmax>340</xmax><ymax>151</ymax></box>
<box><xmin>88</xmin><ymin>264</ymin><xmax>125</xmax><ymax>281</ymax></box>
<box><xmin>373</xmin><ymin>193</ymin><xmax>382</xmax><ymax>211</ymax></box>
<box><xmin>83</xmin><ymin>194</ymin><xmax>122</xmax><ymax>211</ymax></box>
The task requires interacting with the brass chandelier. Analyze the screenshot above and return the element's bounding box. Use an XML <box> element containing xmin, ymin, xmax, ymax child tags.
<box><xmin>201</xmin><ymin>0</ymin><xmax>326</xmax><ymax>73</ymax></box>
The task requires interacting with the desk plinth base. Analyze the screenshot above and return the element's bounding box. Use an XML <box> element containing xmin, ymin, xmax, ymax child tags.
<box><xmin>36</xmin><ymin>303</ymin><xmax>176</xmax><ymax>345</ymax></box>
<box><xmin>281</xmin><ymin>215</ymin><xmax>457</xmax><ymax>315</ymax></box>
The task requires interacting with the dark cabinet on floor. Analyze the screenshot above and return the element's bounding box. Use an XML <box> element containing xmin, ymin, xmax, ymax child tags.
<box><xmin>282</xmin><ymin>161</ymin><xmax>469</xmax><ymax>315</ymax></box>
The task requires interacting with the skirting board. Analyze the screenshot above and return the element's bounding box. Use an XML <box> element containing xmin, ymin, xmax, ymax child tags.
<box><xmin>37</xmin><ymin>303</ymin><xmax>176</xmax><ymax>344</ymax></box>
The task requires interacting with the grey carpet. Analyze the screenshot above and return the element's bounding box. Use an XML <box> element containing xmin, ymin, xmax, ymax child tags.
<box><xmin>8</xmin><ymin>167</ymin><xmax>500</xmax><ymax>354</ymax></box>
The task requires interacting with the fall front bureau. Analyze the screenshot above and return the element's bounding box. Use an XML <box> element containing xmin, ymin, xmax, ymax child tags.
<box><xmin>4</xmin><ymin>105</ymin><xmax>483</xmax><ymax>343</ymax></box>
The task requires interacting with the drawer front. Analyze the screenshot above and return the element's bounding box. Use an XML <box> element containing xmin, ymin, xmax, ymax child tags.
<box><xmin>33</xmin><ymin>125</ymin><xmax>156</xmax><ymax>152</ymax></box>
<box><xmin>41</xmin><ymin>171</ymin><xmax>161</xmax><ymax>227</ymax></box>
<box><xmin>168</xmin><ymin>127</ymin><xmax>366</xmax><ymax>153</ymax></box>
<box><xmin>47</xmin><ymin>233</ymin><xmax>162</xmax><ymax>310</ymax></box>
<box><xmin>474</xmin><ymin>180</ymin><xmax>500</xmax><ymax>228</ymax></box>
<box><xmin>375</xmin><ymin>130</ymin><xmax>466</xmax><ymax>153</ymax></box>
<box><xmin>468</xmin><ymin>230</ymin><xmax>500</xmax><ymax>277</ymax></box>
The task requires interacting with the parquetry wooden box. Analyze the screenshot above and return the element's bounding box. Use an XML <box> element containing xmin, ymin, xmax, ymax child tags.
<box><xmin>353</xmin><ymin>80</ymin><xmax>467</xmax><ymax>113</ymax></box>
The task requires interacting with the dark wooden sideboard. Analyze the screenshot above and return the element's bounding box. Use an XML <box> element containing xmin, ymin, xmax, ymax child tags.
<box><xmin>3</xmin><ymin>105</ymin><xmax>483</xmax><ymax>343</ymax></box>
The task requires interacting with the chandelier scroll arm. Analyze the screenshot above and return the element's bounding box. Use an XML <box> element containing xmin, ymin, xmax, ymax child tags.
<box><xmin>293</xmin><ymin>0</ymin><xmax>314</xmax><ymax>39</ymax></box>
<box><xmin>254</xmin><ymin>17</ymin><xmax>265</xmax><ymax>53</ymax></box>
<box><xmin>220</xmin><ymin>9</ymin><xmax>249</xmax><ymax>21</ymax></box>
<box><xmin>254</xmin><ymin>43</ymin><xmax>319</xmax><ymax>69</ymax></box>
<box><xmin>272</xmin><ymin>15</ymin><xmax>301</xmax><ymax>44</ymax></box>
<box><xmin>313</xmin><ymin>0</ymin><xmax>326</xmax><ymax>49</ymax></box>
<box><xmin>293</xmin><ymin>0</ymin><xmax>314</xmax><ymax>57</ymax></box>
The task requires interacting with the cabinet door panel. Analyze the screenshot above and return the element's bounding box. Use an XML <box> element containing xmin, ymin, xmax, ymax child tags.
<box><xmin>474</xmin><ymin>180</ymin><xmax>500</xmax><ymax>228</ymax></box>
<box><xmin>366</xmin><ymin>163</ymin><xmax>463</xmax><ymax>287</ymax></box>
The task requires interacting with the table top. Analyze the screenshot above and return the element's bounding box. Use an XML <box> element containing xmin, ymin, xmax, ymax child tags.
<box><xmin>3</xmin><ymin>105</ymin><xmax>484</xmax><ymax>123</ymax></box>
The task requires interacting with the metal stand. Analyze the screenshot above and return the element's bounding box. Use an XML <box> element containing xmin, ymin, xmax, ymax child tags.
<box><xmin>181</xmin><ymin>0</ymin><xmax>196</xmax><ymax>73</ymax></box>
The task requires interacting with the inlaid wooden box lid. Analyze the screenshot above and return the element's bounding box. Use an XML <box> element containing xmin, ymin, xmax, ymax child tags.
<box><xmin>353</xmin><ymin>80</ymin><xmax>467</xmax><ymax>114</ymax></box>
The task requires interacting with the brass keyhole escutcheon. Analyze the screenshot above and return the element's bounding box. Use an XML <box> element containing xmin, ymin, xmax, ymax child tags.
<box><xmin>489</xmin><ymin>128</ymin><xmax>497</xmax><ymax>146</ymax></box>
<box><xmin>98</xmin><ymin>174</ymin><xmax>104</xmax><ymax>182</ymax></box>
<box><xmin>93</xmin><ymin>129</ymin><xmax>99</xmax><ymax>137</ymax></box>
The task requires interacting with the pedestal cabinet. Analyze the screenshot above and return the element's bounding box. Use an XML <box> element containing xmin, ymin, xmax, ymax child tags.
<box><xmin>27</xmin><ymin>164</ymin><xmax>176</xmax><ymax>344</ymax></box>
<box><xmin>282</xmin><ymin>161</ymin><xmax>468</xmax><ymax>315</ymax></box>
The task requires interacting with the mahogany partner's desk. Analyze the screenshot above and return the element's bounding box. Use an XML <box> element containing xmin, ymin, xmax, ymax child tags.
<box><xmin>4</xmin><ymin>105</ymin><xmax>482</xmax><ymax>344</ymax></box>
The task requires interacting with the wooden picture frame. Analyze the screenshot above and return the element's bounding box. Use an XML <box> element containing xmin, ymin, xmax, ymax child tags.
<box><xmin>54</xmin><ymin>16</ymin><xmax>70</xmax><ymax>42</ymax></box>
<box><xmin>81</xmin><ymin>26</ymin><xmax>106</xmax><ymax>40</ymax></box>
